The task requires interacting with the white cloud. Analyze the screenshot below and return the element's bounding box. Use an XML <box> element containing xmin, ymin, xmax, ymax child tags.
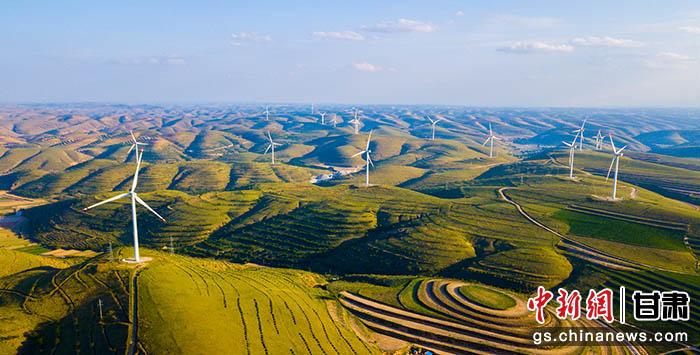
<box><xmin>165</xmin><ymin>57</ymin><xmax>187</xmax><ymax>65</ymax></box>
<box><xmin>312</xmin><ymin>31</ymin><xmax>365</xmax><ymax>41</ymax></box>
<box><xmin>363</xmin><ymin>19</ymin><xmax>436</xmax><ymax>33</ymax></box>
<box><xmin>455</xmin><ymin>10</ymin><xmax>465</xmax><ymax>17</ymax></box>
<box><xmin>352</xmin><ymin>62</ymin><xmax>382</xmax><ymax>72</ymax></box>
<box><xmin>230</xmin><ymin>32</ymin><xmax>272</xmax><ymax>46</ymax></box>
<box><xmin>570</xmin><ymin>36</ymin><xmax>642</xmax><ymax>48</ymax></box>
<box><xmin>492</xmin><ymin>15</ymin><xmax>563</xmax><ymax>28</ymax></box>
<box><xmin>679</xmin><ymin>26</ymin><xmax>700</xmax><ymax>34</ymax></box>
<box><xmin>644</xmin><ymin>52</ymin><xmax>695</xmax><ymax>69</ymax></box>
<box><xmin>498</xmin><ymin>41</ymin><xmax>574</xmax><ymax>54</ymax></box>
<box><xmin>657</xmin><ymin>52</ymin><xmax>691</xmax><ymax>60</ymax></box>
<box><xmin>113</xmin><ymin>56</ymin><xmax>186</xmax><ymax>65</ymax></box>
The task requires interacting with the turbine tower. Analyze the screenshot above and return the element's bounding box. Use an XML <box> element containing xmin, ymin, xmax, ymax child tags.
<box><xmin>426</xmin><ymin>115</ymin><xmax>444</xmax><ymax>141</ymax></box>
<box><xmin>351</xmin><ymin>130</ymin><xmax>374</xmax><ymax>186</ymax></box>
<box><xmin>127</xmin><ymin>130</ymin><xmax>148</xmax><ymax>160</ymax></box>
<box><xmin>606</xmin><ymin>134</ymin><xmax>627</xmax><ymax>200</ymax></box>
<box><xmin>83</xmin><ymin>149</ymin><xmax>165</xmax><ymax>263</ymax></box>
<box><xmin>264</xmin><ymin>131</ymin><xmax>282</xmax><ymax>164</ymax></box>
<box><xmin>349</xmin><ymin>109</ymin><xmax>361</xmax><ymax>134</ymax></box>
<box><xmin>594</xmin><ymin>130</ymin><xmax>604</xmax><ymax>150</ymax></box>
<box><xmin>482</xmin><ymin>123</ymin><xmax>498</xmax><ymax>158</ymax></box>
<box><xmin>319</xmin><ymin>112</ymin><xmax>326</xmax><ymax>125</ymax></box>
<box><xmin>562</xmin><ymin>132</ymin><xmax>580</xmax><ymax>179</ymax></box>
<box><xmin>573</xmin><ymin>119</ymin><xmax>587</xmax><ymax>150</ymax></box>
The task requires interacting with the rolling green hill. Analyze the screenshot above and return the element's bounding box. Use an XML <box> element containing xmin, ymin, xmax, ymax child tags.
<box><xmin>0</xmin><ymin>248</ymin><xmax>379</xmax><ymax>354</ymax></box>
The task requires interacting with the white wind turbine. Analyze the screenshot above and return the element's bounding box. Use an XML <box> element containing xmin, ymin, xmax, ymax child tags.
<box><xmin>265</xmin><ymin>106</ymin><xmax>270</xmax><ymax>121</ymax></box>
<box><xmin>351</xmin><ymin>130</ymin><xmax>374</xmax><ymax>186</ymax></box>
<box><xmin>330</xmin><ymin>114</ymin><xmax>338</xmax><ymax>128</ymax></box>
<box><xmin>606</xmin><ymin>134</ymin><xmax>627</xmax><ymax>200</ymax></box>
<box><xmin>349</xmin><ymin>109</ymin><xmax>361</xmax><ymax>134</ymax></box>
<box><xmin>426</xmin><ymin>115</ymin><xmax>444</xmax><ymax>141</ymax></box>
<box><xmin>573</xmin><ymin>119</ymin><xmax>587</xmax><ymax>150</ymax></box>
<box><xmin>319</xmin><ymin>112</ymin><xmax>327</xmax><ymax>125</ymax></box>
<box><xmin>83</xmin><ymin>149</ymin><xmax>165</xmax><ymax>263</ymax></box>
<box><xmin>594</xmin><ymin>130</ymin><xmax>605</xmax><ymax>150</ymax></box>
<box><xmin>482</xmin><ymin>123</ymin><xmax>499</xmax><ymax>158</ymax></box>
<box><xmin>562</xmin><ymin>132</ymin><xmax>580</xmax><ymax>179</ymax></box>
<box><xmin>264</xmin><ymin>131</ymin><xmax>282</xmax><ymax>165</ymax></box>
<box><xmin>126</xmin><ymin>130</ymin><xmax>148</xmax><ymax>160</ymax></box>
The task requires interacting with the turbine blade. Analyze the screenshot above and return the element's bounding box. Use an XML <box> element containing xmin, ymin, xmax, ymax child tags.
<box><xmin>608</xmin><ymin>133</ymin><xmax>616</xmax><ymax>152</ymax></box>
<box><xmin>131</xmin><ymin>150</ymin><xmax>143</xmax><ymax>192</ymax></box>
<box><xmin>84</xmin><ymin>193</ymin><xmax>130</xmax><ymax>210</ymax></box>
<box><xmin>605</xmin><ymin>157</ymin><xmax>615</xmax><ymax>181</ymax></box>
<box><xmin>617</xmin><ymin>145</ymin><xmax>627</xmax><ymax>154</ymax></box>
<box><xmin>267</xmin><ymin>131</ymin><xmax>273</xmax><ymax>142</ymax></box>
<box><xmin>264</xmin><ymin>144</ymin><xmax>271</xmax><ymax>154</ymax></box>
<box><xmin>134</xmin><ymin>194</ymin><xmax>166</xmax><ymax>222</ymax></box>
<box><xmin>351</xmin><ymin>150</ymin><xmax>366</xmax><ymax>158</ymax></box>
<box><xmin>130</xmin><ymin>130</ymin><xmax>137</xmax><ymax>143</ymax></box>
<box><xmin>367</xmin><ymin>156</ymin><xmax>374</xmax><ymax>167</ymax></box>
<box><xmin>127</xmin><ymin>144</ymin><xmax>135</xmax><ymax>156</ymax></box>
<box><xmin>563</xmin><ymin>141</ymin><xmax>572</xmax><ymax>147</ymax></box>
<box><xmin>366</xmin><ymin>130</ymin><xmax>373</xmax><ymax>150</ymax></box>
<box><xmin>482</xmin><ymin>137</ymin><xmax>492</xmax><ymax>146</ymax></box>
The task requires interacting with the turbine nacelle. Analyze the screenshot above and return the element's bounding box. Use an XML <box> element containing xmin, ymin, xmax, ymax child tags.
<box><xmin>126</xmin><ymin>130</ymin><xmax>148</xmax><ymax>157</ymax></box>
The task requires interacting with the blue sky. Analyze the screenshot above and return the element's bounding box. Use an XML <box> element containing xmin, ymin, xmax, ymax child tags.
<box><xmin>1</xmin><ymin>1</ymin><xmax>699</xmax><ymax>106</ymax></box>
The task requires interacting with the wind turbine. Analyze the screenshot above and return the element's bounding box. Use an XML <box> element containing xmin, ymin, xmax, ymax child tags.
<box><xmin>573</xmin><ymin>119</ymin><xmax>587</xmax><ymax>150</ymax></box>
<box><xmin>126</xmin><ymin>131</ymin><xmax>147</xmax><ymax>160</ymax></box>
<box><xmin>264</xmin><ymin>131</ymin><xmax>282</xmax><ymax>164</ymax></box>
<box><xmin>349</xmin><ymin>109</ymin><xmax>361</xmax><ymax>134</ymax></box>
<box><xmin>562</xmin><ymin>132</ymin><xmax>580</xmax><ymax>179</ymax></box>
<box><xmin>265</xmin><ymin>106</ymin><xmax>270</xmax><ymax>121</ymax></box>
<box><xmin>482</xmin><ymin>123</ymin><xmax>498</xmax><ymax>158</ymax></box>
<box><xmin>426</xmin><ymin>115</ymin><xmax>444</xmax><ymax>141</ymax></box>
<box><xmin>606</xmin><ymin>134</ymin><xmax>626</xmax><ymax>200</ymax></box>
<box><xmin>83</xmin><ymin>150</ymin><xmax>165</xmax><ymax>263</ymax></box>
<box><xmin>351</xmin><ymin>130</ymin><xmax>374</xmax><ymax>186</ymax></box>
<box><xmin>330</xmin><ymin>114</ymin><xmax>338</xmax><ymax>128</ymax></box>
<box><xmin>311</xmin><ymin>103</ymin><xmax>315</xmax><ymax>115</ymax></box>
<box><xmin>319</xmin><ymin>112</ymin><xmax>327</xmax><ymax>125</ymax></box>
<box><xmin>594</xmin><ymin>130</ymin><xmax>605</xmax><ymax>150</ymax></box>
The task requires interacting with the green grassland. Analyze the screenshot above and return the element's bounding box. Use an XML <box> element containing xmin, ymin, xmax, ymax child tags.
<box><xmin>553</xmin><ymin>209</ymin><xmax>687</xmax><ymax>251</ymax></box>
<box><xmin>474</xmin><ymin>159</ymin><xmax>700</xmax><ymax>273</ymax></box>
<box><xmin>0</xmin><ymin>248</ymin><xmax>379</xmax><ymax>354</ymax></box>
<box><xmin>457</xmin><ymin>285</ymin><xmax>516</xmax><ymax>310</ymax></box>
<box><xmin>2</xmin><ymin>109</ymin><xmax>700</xmax><ymax>353</ymax></box>
<box><xmin>138</xmin><ymin>251</ymin><xmax>378</xmax><ymax>354</ymax></box>
<box><xmin>24</xmin><ymin>181</ymin><xmax>575</xmax><ymax>291</ymax></box>
<box><xmin>553</xmin><ymin>150</ymin><xmax>700</xmax><ymax>205</ymax></box>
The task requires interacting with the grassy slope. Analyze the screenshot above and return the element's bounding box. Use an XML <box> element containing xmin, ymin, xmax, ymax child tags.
<box><xmin>138</xmin><ymin>251</ymin><xmax>378</xmax><ymax>354</ymax></box>
<box><xmin>483</xmin><ymin>159</ymin><xmax>700</xmax><ymax>273</ymax></box>
<box><xmin>458</xmin><ymin>285</ymin><xmax>516</xmax><ymax>310</ymax></box>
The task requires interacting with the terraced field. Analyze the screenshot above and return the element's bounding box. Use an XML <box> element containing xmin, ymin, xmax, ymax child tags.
<box><xmin>487</xmin><ymin>169</ymin><xmax>700</xmax><ymax>274</ymax></box>
<box><xmin>563</xmin><ymin>264</ymin><xmax>700</xmax><ymax>349</ymax></box>
<box><xmin>138</xmin><ymin>251</ymin><xmax>378</xmax><ymax>354</ymax></box>
<box><xmin>0</xmin><ymin>248</ymin><xmax>380</xmax><ymax>354</ymax></box>
<box><xmin>25</xmin><ymin>190</ymin><xmax>262</xmax><ymax>250</ymax></box>
<box><xmin>339</xmin><ymin>278</ymin><xmax>634</xmax><ymax>354</ymax></box>
<box><xmin>0</xmin><ymin>252</ymin><xmax>131</xmax><ymax>354</ymax></box>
